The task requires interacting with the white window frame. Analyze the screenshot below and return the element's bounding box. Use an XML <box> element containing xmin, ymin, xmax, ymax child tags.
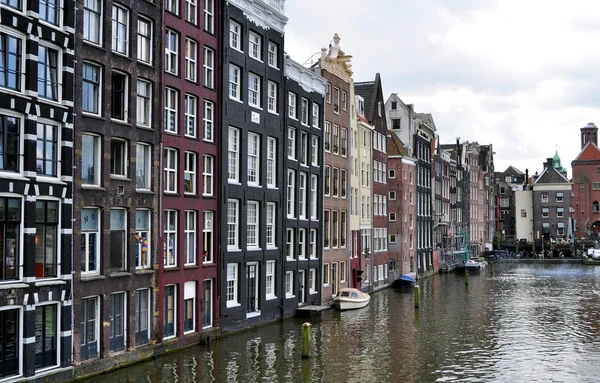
<box><xmin>165</xmin><ymin>29</ymin><xmax>178</xmax><ymax>75</ymax></box>
<box><xmin>110</xmin><ymin>138</ymin><xmax>127</xmax><ymax>177</ymax></box>
<box><xmin>164</xmin><ymin>87</ymin><xmax>178</xmax><ymax>133</ymax></box>
<box><xmin>310</xmin><ymin>174</ymin><xmax>318</xmax><ymax>219</ymax></box>
<box><xmin>184</xmin><ymin>93</ymin><xmax>197</xmax><ymax>138</ymax></box>
<box><xmin>228</xmin><ymin>127</ymin><xmax>240</xmax><ymax>183</ymax></box>
<box><xmin>247</xmin><ymin>132</ymin><xmax>260</xmax><ymax>186</ymax></box>
<box><xmin>164</xmin><ymin>148</ymin><xmax>177</xmax><ymax>193</ymax></box>
<box><xmin>267</xmin><ymin>81</ymin><xmax>277</xmax><ymax>114</ymax></box>
<box><xmin>285</xmin><ymin>271</ymin><xmax>294</xmax><ymax>298</ymax></box>
<box><xmin>185</xmin><ymin>0</ymin><xmax>197</xmax><ymax>24</ymax></box>
<box><xmin>287</xmin><ymin>127</ymin><xmax>296</xmax><ymax>160</ymax></box>
<box><xmin>226</xmin><ymin>264</ymin><xmax>239</xmax><ymax>307</ymax></box>
<box><xmin>111</xmin><ymin>4</ymin><xmax>129</xmax><ymax>55</ymax></box>
<box><xmin>311</xmin><ymin>136</ymin><xmax>319</xmax><ymax>166</ymax></box>
<box><xmin>81</xmin><ymin>62</ymin><xmax>101</xmax><ymax>116</ymax></box>
<box><xmin>203</xmin><ymin>155</ymin><xmax>213</xmax><ymax>196</ymax></box>
<box><xmin>309</xmin><ymin>229</ymin><xmax>317</xmax><ymax>259</ymax></box>
<box><xmin>83</xmin><ymin>0</ymin><xmax>103</xmax><ymax>46</ymax></box>
<box><xmin>268</xmin><ymin>41</ymin><xmax>277</xmax><ymax>68</ymax></box>
<box><xmin>248</xmin><ymin>72</ymin><xmax>261</xmax><ymax>108</ymax></box>
<box><xmin>184</xmin><ymin>38</ymin><xmax>197</xmax><ymax>82</ymax></box>
<box><xmin>184</xmin><ymin>210</ymin><xmax>197</xmax><ymax>266</ymax></box>
<box><xmin>312</xmin><ymin>102</ymin><xmax>319</xmax><ymax>128</ymax></box>
<box><xmin>184</xmin><ymin>151</ymin><xmax>196</xmax><ymax>195</ymax></box>
<box><xmin>136</xmin><ymin>17</ymin><xmax>152</xmax><ymax>64</ymax></box>
<box><xmin>287</xmin><ymin>169</ymin><xmax>295</xmax><ymax>218</ymax></box>
<box><xmin>203</xmin><ymin>100</ymin><xmax>214</xmax><ymax>142</ymax></box>
<box><xmin>249</xmin><ymin>31</ymin><xmax>261</xmax><ymax>61</ymax></box>
<box><xmin>227</xmin><ymin>199</ymin><xmax>239</xmax><ymax>250</ymax></box>
<box><xmin>229</xmin><ymin>20</ymin><xmax>241</xmax><ymax>51</ymax></box>
<box><xmin>136</xmin><ymin>79</ymin><xmax>151</xmax><ymax>128</ymax></box>
<box><xmin>266</xmin><ymin>202</ymin><xmax>276</xmax><ymax>248</ymax></box>
<box><xmin>203</xmin><ymin>46</ymin><xmax>214</xmax><ymax>88</ymax></box>
<box><xmin>135</xmin><ymin>143</ymin><xmax>151</xmax><ymax>190</ymax></box>
<box><xmin>81</xmin><ymin>207</ymin><xmax>100</xmax><ymax>274</ymax></box>
<box><xmin>203</xmin><ymin>0</ymin><xmax>214</xmax><ymax>33</ymax></box>
<box><xmin>298</xmin><ymin>228</ymin><xmax>306</xmax><ymax>260</ymax></box>
<box><xmin>299</xmin><ymin>172</ymin><xmax>307</xmax><ymax>219</ymax></box>
<box><xmin>266</xmin><ymin>137</ymin><xmax>277</xmax><ymax>187</ymax></box>
<box><xmin>247</xmin><ymin>201</ymin><xmax>260</xmax><ymax>249</ymax></box>
<box><xmin>229</xmin><ymin>64</ymin><xmax>241</xmax><ymax>101</ymax></box>
<box><xmin>202</xmin><ymin>211</ymin><xmax>214</xmax><ymax>263</ymax></box>
<box><xmin>164</xmin><ymin>210</ymin><xmax>177</xmax><ymax>267</ymax></box>
<box><xmin>286</xmin><ymin>228</ymin><xmax>294</xmax><ymax>260</ymax></box>
<box><xmin>135</xmin><ymin>209</ymin><xmax>151</xmax><ymax>269</ymax></box>
<box><xmin>288</xmin><ymin>92</ymin><xmax>297</xmax><ymax>119</ymax></box>
<box><xmin>301</xmin><ymin>98</ymin><xmax>309</xmax><ymax>125</ymax></box>
<box><xmin>266</xmin><ymin>260</ymin><xmax>276</xmax><ymax>299</ymax></box>
<box><xmin>309</xmin><ymin>269</ymin><xmax>317</xmax><ymax>293</ymax></box>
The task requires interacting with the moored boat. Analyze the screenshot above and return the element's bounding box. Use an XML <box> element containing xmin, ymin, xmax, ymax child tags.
<box><xmin>333</xmin><ymin>288</ymin><xmax>371</xmax><ymax>310</ymax></box>
<box><xmin>465</xmin><ymin>258</ymin><xmax>488</xmax><ymax>270</ymax></box>
<box><xmin>392</xmin><ymin>274</ymin><xmax>417</xmax><ymax>288</ymax></box>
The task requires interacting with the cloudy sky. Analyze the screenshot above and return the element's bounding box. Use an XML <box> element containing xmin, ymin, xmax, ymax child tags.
<box><xmin>284</xmin><ymin>0</ymin><xmax>600</xmax><ymax>177</ymax></box>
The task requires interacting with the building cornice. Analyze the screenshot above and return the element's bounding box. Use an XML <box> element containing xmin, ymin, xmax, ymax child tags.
<box><xmin>230</xmin><ymin>0</ymin><xmax>288</xmax><ymax>34</ymax></box>
<box><xmin>285</xmin><ymin>58</ymin><xmax>326</xmax><ymax>95</ymax></box>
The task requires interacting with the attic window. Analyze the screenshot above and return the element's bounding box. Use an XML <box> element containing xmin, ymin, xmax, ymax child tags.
<box><xmin>378</xmin><ymin>102</ymin><xmax>382</xmax><ymax>117</ymax></box>
<box><xmin>391</xmin><ymin>101</ymin><xmax>397</xmax><ymax>110</ymax></box>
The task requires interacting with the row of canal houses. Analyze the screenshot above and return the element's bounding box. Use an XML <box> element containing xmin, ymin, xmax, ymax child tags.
<box><xmin>0</xmin><ymin>0</ymin><xmax>497</xmax><ymax>381</ymax></box>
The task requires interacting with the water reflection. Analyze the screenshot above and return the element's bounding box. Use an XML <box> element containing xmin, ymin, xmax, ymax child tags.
<box><xmin>86</xmin><ymin>264</ymin><xmax>600</xmax><ymax>383</ymax></box>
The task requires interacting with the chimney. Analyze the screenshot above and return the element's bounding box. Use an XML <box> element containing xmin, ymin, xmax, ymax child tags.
<box><xmin>524</xmin><ymin>168</ymin><xmax>529</xmax><ymax>189</ymax></box>
<box><xmin>546</xmin><ymin>158</ymin><xmax>553</xmax><ymax>169</ymax></box>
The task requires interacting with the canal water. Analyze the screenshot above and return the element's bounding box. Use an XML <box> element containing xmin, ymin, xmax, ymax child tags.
<box><xmin>86</xmin><ymin>263</ymin><xmax>600</xmax><ymax>383</ymax></box>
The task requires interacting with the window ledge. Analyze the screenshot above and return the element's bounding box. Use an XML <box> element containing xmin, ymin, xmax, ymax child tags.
<box><xmin>246</xmin><ymin>311</ymin><xmax>261</xmax><ymax>319</ymax></box>
<box><xmin>265</xmin><ymin>295</ymin><xmax>278</xmax><ymax>301</ymax></box>
<box><xmin>110</xmin><ymin>175</ymin><xmax>130</xmax><ymax>182</ymax></box>
<box><xmin>285</xmin><ymin>295</ymin><xmax>296</xmax><ymax>299</ymax></box>
<box><xmin>35</xmin><ymin>279</ymin><xmax>66</xmax><ymax>287</ymax></box>
<box><xmin>81</xmin><ymin>185</ymin><xmax>105</xmax><ymax>191</ymax></box>
<box><xmin>81</xmin><ymin>274</ymin><xmax>105</xmax><ymax>282</ymax></box>
<box><xmin>309</xmin><ymin>290</ymin><xmax>318</xmax><ymax>295</ymax></box>
<box><xmin>0</xmin><ymin>283</ymin><xmax>28</xmax><ymax>290</ymax></box>
<box><xmin>247</xmin><ymin>247</ymin><xmax>262</xmax><ymax>251</ymax></box>
<box><xmin>202</xmin><ymin>262</ymin><xmax>216</xmax><ymax>268</ymax></box>
<box><xmin>135</xmin><ymin>269</ymin><xmax>154</xmax><ymax>275</ymax></box>
<box><xmin>184</xmin><ymin>265</ymin><xmax>200</xmax><ymax>270</ymax></box>
<box><xmin>136</xmin><ymin>189</ymin><xmax>154</xmax><ymax>195</ymax></box>
<box><xmin>0</xmin><ymin>172</ymin><xmax>28</xmax><ymax>181</ymax></box>
<box><xmin>226</xmin><ymin>302</ymin><xmax>241</xmax><ymax>308</ymax></box>
<box><xmin>164</xmin><ymin>267</ymin><xmax>180</xmax><ymax>271</ymax></box>
<box><xmin>109</xmin><ymin>272</ymin><xmax>132</xmax><ymax>278</ymax></box>
<box><xmin>35</xmin><ymin>176</ymin><xmax>66</xmax><ymax>185</ymax></box>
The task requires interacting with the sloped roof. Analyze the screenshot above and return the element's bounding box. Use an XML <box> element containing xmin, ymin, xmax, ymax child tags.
<box><xmin>414</xmin><ymin>112</ymin><xmax>437</xmax><ymax>132</ymax></box>
<box><xmin>439</xmin><ymin>144</ymin><xmax>459</xmax><ymax>161</ymax></box>
<box><xmin>533</xmin><ymin>165</ymin><xmax>570</xmax><ymax>185</ymax></box>
<box><xmin>387</xmin><ymin>131</ymin><xmax>408</xmax><ymax>157</ymax></box>
<box><xmin>504</xmin><ymin>165</ymin><xmax>524</xmax><ymax>175</ymax></box>
<box><xmin>354</xmin><ymin>80</ymin><xmax>375</xmax><ymax>122</ymax></box>
<box><xmin>572</xmin><ymin>140</ymin><xmax>600</xmax><ymax>164</ymax></box>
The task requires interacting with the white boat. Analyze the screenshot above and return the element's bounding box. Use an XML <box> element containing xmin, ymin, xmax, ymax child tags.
<box><xmin>333</xmin><ymin>288</ymin><xmax>371</xmax><ymax>310</ymax></box>
<box><xmin>465</xmin><ymin>258</ymin><xmax>487</xmax><ymax>270</ymax></box>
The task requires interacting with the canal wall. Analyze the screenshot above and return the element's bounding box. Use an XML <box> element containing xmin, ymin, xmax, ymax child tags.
<box><xmin>492</xmin><ymin>259</ymin><xmax>583</xmax><ymax>264</ymax></box>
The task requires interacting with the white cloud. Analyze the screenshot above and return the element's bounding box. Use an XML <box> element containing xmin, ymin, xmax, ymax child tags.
<box><xmin>284</xmin><ymin>0</ymin><xmax>600</xmax><ymax>177</ymax></box>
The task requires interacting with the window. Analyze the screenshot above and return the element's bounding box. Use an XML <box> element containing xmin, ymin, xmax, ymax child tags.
<box><xmin>299</xmin><ymin>172</ymin><xmax>307</xmax><ymax>219</ymax></box>
<box><xmin>286</xmin><ymin>228</ymin><xmax>294</xmax><ymax>259</ymax></box>
<box><xmin>83</xmin><ymin>0</ymin><xmax>102</xmax><ymax>45</ymax></box>
<box><xmin>332</xmin><ymin>210</ymin><xmax>338</xmax><ymax>247</ymax></box>
<box><xmin>300</xmin><ymin>133</ymin><xmax>308</xmax><ymax>165</ymax></box>
<box><xmin>110</xmin><ymin>139</ymin><xmax>127</xmax><ymax>177</ymax></box>
<box><xmin>0</xmin><ymin>32</ymin><xmax>22</xmax><ymax>92</ymax></box>
<box><xmin>203</xmin><ymin>47</ymin><xmax>214</xmax><ymax>88</ymax></box>
<box><xmin>247</xmin><ymin>201</ymin><xmax>259</xmax><ymax>248</ymax></box>
<box><xmin>135</xmin><ymin>290</ymin><xmax>150</xmax><ymax>345</ymax></box>
<box><xmin>185</xmin><ymin>38</ymin><xmax>197</xmax><ymax>82</ymax></box>
<box><xmin>541</xmin><ymin>192</ymin><xmax>549</xmax><ymax>203</ymax></box>
<box><xmin>324</xmin><ymin>210</ymin><xmax>330</xmax><ymax>248</ymax></box>
<box><xmin>227</xmin><ymin>199</ymin><xmax>239</xmax><ymax>249</ymax></box>
<box><xmin>110</xmin><ymin>209</ymin><xmax>126</xmax><ymax>271</ymax></box>
<box><xmin>164</xmin><ymin>285</ymin><xmax>176</xmax><ymax>338</ymax></box>
<box><xmin>266</xmin><ymin>203</ymin><xmax>276</xmax><ymax>247</ymax></box>
<box><xmin>81</xmin><ymin>207</ymin><xmax>99</xmax><ymax>274</ymax></box>
<box><xmin>323</xmin><ymin>263</ymin><xmax>330</xmax><ymax>285</ymax></box>
<box><xmin>137</xmin><ymin>17</ymin><xmax>152</xmax><ymax>64</ymax></box>
<box><xmin>287</xmin><ymin>127</ymin><xmax>296</xmax><ymax>159</ymax></box>
<box><xmin>35</xmin><ymin>200</ymin><xmax>59</xmax><ymax>278</ymax></box>
<box><xmin>390</xmin><ymin>212</ymin><xmax>396</xmax><ymax>221</ymax></box>
<box><xmin>324</xmin><ymin>121</ymin><xmax>331</xmax><ymax>152</ymax></box>
<box><xmin>164</xmin><ymin>210</ymin><xmax>177</xmax><ymax>267</ymax></box>
<box><xmin>332</xmin><ymin>168</ymin><xmax>339</xmax><ymax>197</ymax></box>
<box><xmin>342</xmin><ymin>91</ymin><xmax>347</xmax><ymax>111</ymax></box>
<box><xmin>227</xmin><ymin>264</ymin><xmax>239</xmax><ymax>306</ymax></box>
<box><xmin>593</xmin><ymin>201</ymin><xmax>600</xmax><ymax>213</ymax></box>
<box><xmin>164</xmin><ymin>148</ymin><xmax>177</xmax><ymax>193</ymax></box>
<box><xmin>37</xmin><ymin>45</ymin><xmax>59</xmax><ymax>101</ymax></box>
<box><xmin>268</xmin><ymin>41</ymin><xmax>278</xmax><ymax>68</ymax></box>
<box><xmin>268</xmin><ymin>81</ymin><xmax>277</xmax><ymax>113</ymax></box>
<box><xmin>184</xmin><ymin>211</ymin><xmax>197</xmax><ymax>265</ymax></box>
<box><xmin>204</xmin><ymin>0</ymin><xmax>214</xmax><ymax>33</ymax></box>
<box><xmin>267</xmin><ymin>137</ymin><xmax>276</xmax><ymax>187</ymax></box>
<box><xmin>110</xmin><ymin>71</ymin><xmax>128</xmax><ymax>121</ymax></box>
<box><xmin>36</xmin><ymin>122</ymin><xmax>59</xmax><ymax>177</ymax></box>
<box><xmin>557</xmin><ymin>207</ymin><xmax>564</xmax><ymax>218</ymax></box>
<box><xmin>341</xmin><ymin>211</ymin><xmax>346</xmax><ymax>247</ymax></box>
<box><xmin>111</xmin><ymin>5</ymin><xmax>129</xmax><ymax>55</ymax></box>
<box><xmin>288</xmin><ymin>92</ymin><xmax>297</xmax><ymax>119</ymax></box>
<box><xmin>333</xmin><ymin>125</ymin><xmax>339</xmax><ymax>154</ymax></box>
<box><xmin>203</xmin><ymin>101</ymin><xmax>214</xmax><ymax>141</ymax></box>
<box><xmin>184</xmin><ymin>94</ymin><xmax>197</xmax><ymax>137</ymax></box>
<box><xmin>184</xmin><ymin>151</ymin><xmax>196</xmax><ymax>195</ymax></box>
<box><xmin>249</xmin><ymin>31</ymin><xmax>261</xmax><ymax>60</ymax></box>
<box><xmin>556</xmin><ymin>192</ymin><xmax>564</xmax><ymax>202</ymax></box>
<box><xmin>310</xmin><ymin>229</ymin><xmax>317</xmax><ymax>259</ymax></box>
<box><xmin>310</xmin><ymin>174</ymin><xmax>318</xmax><ymax>219</ymax></box>
<box><xmin>229</xmin><ymin>64</ymin><xmax>241</xmax><ymax>100</ymax></box>
<box><xmin>309</xmin><ymin>269</ymin><xmax>317</xmax><ymax>293</ymax></box>
<box><xmin>389</xmin><ymin>169</ymin><xmax>396</xmax><ymax>178</ymax></box>
<box><xmin>81</xmin><ymin>134</ymin><xmax>101</xmax><ymax>185</ymax></box>
<box><xmin>185</xmin><ymin>0</ymin><xmax>197</xmax><ymax>24</ymax></box>
<box><xmin>202</xmin><ymin>211</ymin><xmax>214</xmax><ymax>263</ymax></box>
<box><xmin>183</xmin><ymin>281</ymin><xmax>196</xmax><ymax>334</ymax></box>
<box><xmin>35</xmin><ymin>304</ymin><xmax>58</xmax><ymax>369</ymax></box>
<box><xmin>521</xmin><ymin>209</ymin><xmax>527</xmax><ymax>218</ymax></box>
<box><xmin>109</xmin><ymin>293</ymin><xmax>126</xmax><ymax>352</ymax></box>
<box><xmin>229</xmin><ymin>21</ymin><xmax>241</xmax><ymax>50</ymax></box>
<box><xmin>333</xmin><ymin>87</ymin><xmax>340</xmax><ymax>113</ymax></box>
<box><xmin>164</xmin><ymin>87</ymin><xmax>178</xmax><ymax>133</ymax></box>
<box><xmin>285</xmin><ymin>271</ymin><xmax>294</xmax><ymax>297</ymax></box>
<box><xmin>228</xmin><ymin>127</ymin><xmax>239</xmax><ymax>182</ymax></box>
<box><xmin>165</xmin><ymin>0</ymin><xmax>178</xmax><ymax>14</ymax></box>
<box><xmin>287</xmin><ymin>170</ymin><xmax>295</xmax><ymax>217</ymax></box>
<box><xmin>312</xmin><ymin>103</ymin><xmax>320</xmax><ymax>128</ymax></box>
<box><xmin>311</xmin><ymin>136</ymin><xmax>319</xmax><ymax>166</ymax></box>
<box><xmin>298</xmin><ymin>229</ymin><xmax>306</xmax><ymax>259</ymax></box>
<box><xmin>248</xmin><ymin>73</ymin><xmax>261</xmax><ymax>108</ymax></box>
<box><xmin>165</xmin><ymin>30</ymin><xmax>178</xmax><ymax>74</ymax></box>
<box><xmin>340</xmin><ymin>261</ymin><xmax>346</xmax><ymax>282</ymax></box>
<box><xmin>81</xmin><ymin>297</ymin><xmax>99</xmax><ymax>360</ymax></box>
<box><xmin>135</xmin><ymin>209</ymin><xmax>150</xmax><ymax>269</ymax></box>
<box><xmin>301</xmin><ymin>98</ymin><xmax>309</xmax><ymax>125</ymax></box>
<box><xmin>135</xmin><ymin>143</ymin><xmax>151</xmax><ymax>190</ymax></box>
<box><xmin>0</xmin><ymin>113</ymin><xmax>20</xmax><ymax>173</ymax></box>
<box><xmin>500</xmin><ymin>198</ymin><xmax>509</xmax><ymax>208</ymax></box>
<box><xmin>324</xmin><ymin>166</ymin><xmax>330</xmax><ymax>195</ymax></box>
<box><xmin>390</xmin><ymin>234</ymin><xmax>396</xmax><ymax>243</ymax></box>
<box><xmin>203</xmin><ymin>155</ymin><xmax>214</xmax><ymax>196</ymax></box>
<box><xmin>557</xmin><ymin>222</ymin><xmax>565</xmax><ymax>236</ymax></box>
<box><xmin>266</xmin><ymin>261</ymin><xmax>276</xmax><ymax>299</ymax></box>
<box><xmin>136</xmin><ymin>79</ymin><xmax>151</xmax><ymax>127</ymax></box>
<box><xmin>341</xmin><ymin>169</ymin><xmax>347</xmax><ymax>198</ymax></box>
<box><xmin>341</xmin><ymin>128</ymin><xmax>347</xmax><ymax>156</ymax></box>
<box><xmin>246</xmin><ymin>133</ymin><xmax>261</xmax><ymax>185</ymax></box>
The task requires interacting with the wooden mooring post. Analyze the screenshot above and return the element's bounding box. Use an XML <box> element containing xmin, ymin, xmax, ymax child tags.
<box><xmin>414</xmin><ymin>284</ymin><xmax>420</xmax><ymax>308</ymax></box>
<box><xmin>465</xmin><ymin>270</ymin><xmax>469</xmax><ymax>286</ymax></box>
<box><xmin>301</xmin><ymin>322</ymin><xmax>311</xmax><ymax>358</ymax></box>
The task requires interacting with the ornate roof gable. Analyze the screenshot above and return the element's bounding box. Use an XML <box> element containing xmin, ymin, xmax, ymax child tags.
<box><xmin>230</xmin><ymin>0</ymin><xmax>288</xmax><ymax>33</ymax></box>
<box><xmin>319</xmin><ymin>33</ymin><xmax>353</xmax><ymax>82</ymax></box>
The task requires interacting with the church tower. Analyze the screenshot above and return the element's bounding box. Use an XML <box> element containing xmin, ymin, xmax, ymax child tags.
<box><xmin>581</xmin><ymin>122</ymin><xmax>598</xmax><ymax>149</ymax></box>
